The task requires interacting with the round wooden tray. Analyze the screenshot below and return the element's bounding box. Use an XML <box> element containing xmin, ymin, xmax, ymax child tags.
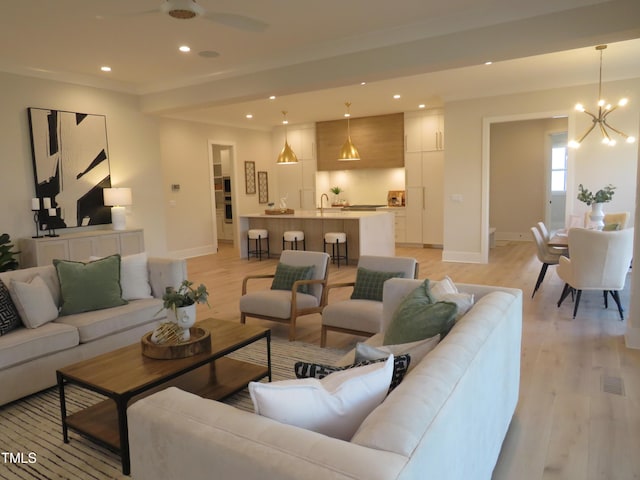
<box><xmin>141</xmin><ymin>326</ymin><xmax>211</xmax><ymax>359</ymax></box>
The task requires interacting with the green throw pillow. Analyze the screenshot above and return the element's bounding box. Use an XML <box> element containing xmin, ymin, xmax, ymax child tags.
<box><xmin>351</xmin><ymin>267</ymin><xmax>405</xmax><ymax>301</ymax></box>
<box><xmin>54</xmin><ymin>254</ymin><xmax>127</xmax><ymax>316</ymax></box>
<box><xmin>271</xmin><ymin>263</ymin><xmax>315</xmax><ymax>295</ymax></box>
<box><xmin>383</xmin><ymin>279</ymin><xmax>458</xmax><ymax>345</ymax></box>
<box><xmin>603</xmin><ymin>223</ymin><xmax>620</xmax><ymax>231</ymax></box>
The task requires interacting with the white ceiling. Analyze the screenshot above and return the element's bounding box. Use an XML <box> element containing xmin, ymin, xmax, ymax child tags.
<box><xmin>2</xmin><ymin>0</ymin><xmax>640</xmax><ymax>129</ymax></box>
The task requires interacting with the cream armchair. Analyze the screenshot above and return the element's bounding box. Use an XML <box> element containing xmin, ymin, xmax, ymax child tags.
<box><xmin>240</xmin><ymin>250</ymin><xmax>330</xmax><ymax>341</ymax></box>
<box><xmin>557</xmin><ymin>227</ymin><xmax>634</xmax><ymax>319</ymax></box>
<box><xmin>320</xmin><ymin>255</ymin><xmax>418</xmax><ymax>347</ymax></box>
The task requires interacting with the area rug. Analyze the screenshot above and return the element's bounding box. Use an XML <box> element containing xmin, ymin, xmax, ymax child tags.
<box><xmin>0</xmin><ymin>337</ymin><xmax>347</xmax><ymax>479</ymax></box>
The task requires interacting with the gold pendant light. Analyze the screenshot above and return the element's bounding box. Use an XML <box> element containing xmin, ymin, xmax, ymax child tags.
<box><xmin>276</xmin><ymin>111</ymin><xmax>298</xmax><ymax>165</ymax></box>
<box><xmin>569</xmin><ymin>45</ymin><xmax>636</xmax><ymax>148</ymax></box>
<box><xmin>338</xmin><ymin>101</ymin><xmax>360</xmax><ymax>161</ymax></box>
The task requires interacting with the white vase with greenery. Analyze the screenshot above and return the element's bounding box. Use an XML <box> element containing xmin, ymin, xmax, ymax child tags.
<box><xmin>577</xmin><ymin>184</ymin><xmax>615</xmax><ymax>230</ymax></box>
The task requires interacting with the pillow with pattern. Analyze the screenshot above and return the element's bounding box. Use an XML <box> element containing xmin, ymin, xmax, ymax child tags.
<box><xmin>294</xmin><ymin>354</ymin><xmax>411</xmax><ymax>392</ymax></box>
<box><xmin>0</xmin><ymin>279</ymin><xmax>21</xmax><ymax>335</ymax></box>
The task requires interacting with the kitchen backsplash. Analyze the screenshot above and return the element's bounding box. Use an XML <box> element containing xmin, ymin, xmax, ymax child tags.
<box><xmin>316</xmin><ymin>168</ymin><xmax>405</xmax><ymax>205</ymax></box>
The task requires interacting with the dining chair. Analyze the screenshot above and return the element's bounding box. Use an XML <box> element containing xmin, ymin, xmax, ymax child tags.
<box><xmin>556</xmin><ymin>227</ymin><xmax>634</xmax><ymax>319</ymax></box>
<box><xmin>603</xmin><ymin>211</ymin><xmax>630</xmax><ymax>229</ymax></box>
<box><xmin>536</xmin><ymin>221</ymin><xmax>568</xmax><ymax>255</ymax></box>
<box><xmin>530</xmin><ymin>227</ymin><xmax>564</xmax><ymax>298</ymax></box>
<box><xmin>239</xmin><ymin>250</ymin><xmax>330</xmax><ymax>341</ymax></box>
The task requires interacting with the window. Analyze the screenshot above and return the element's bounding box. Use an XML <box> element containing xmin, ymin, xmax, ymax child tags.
<box><xmin>550</xmin><ymin>135</ymin><xmax>567</xmax><ymax>192</ymax></box>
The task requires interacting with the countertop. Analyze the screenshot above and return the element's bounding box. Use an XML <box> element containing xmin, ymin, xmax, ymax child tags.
<box><xmin>240</xmin><ymin>209</ymin><xmax>393</xmax><ymax>219</ymax></box>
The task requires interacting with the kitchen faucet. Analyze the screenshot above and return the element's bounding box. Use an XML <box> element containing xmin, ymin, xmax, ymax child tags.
<box><xmin>320</xmin><ymin>193</ymin><xmax>329</xmax><ymax>214</ymax></box>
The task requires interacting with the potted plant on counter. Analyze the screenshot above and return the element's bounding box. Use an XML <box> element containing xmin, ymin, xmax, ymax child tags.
<box><xmin>0</xmin><ymin>233</ymin><xmax>19</xmax><ymax>272</ymax></box>
<box><xmin>577</xmin><ymin>184</ymin><xmax>615</xmax><ymax>229</ymax></box>
<box><xmin>158</xmin><ymin>280</ymin><xmax>210</xmax><ymax>341</ymax></box>
<box><xmin>330</xmin><ymin>186</ymin><xmax>344</xmax><ymax>206</ymax></box>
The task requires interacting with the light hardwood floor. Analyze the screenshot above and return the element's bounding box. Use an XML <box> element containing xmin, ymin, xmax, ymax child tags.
<box><xmin>187</xmin><ymin>241</ymin><xmax>640</xmax><ymax>480</ymax></box>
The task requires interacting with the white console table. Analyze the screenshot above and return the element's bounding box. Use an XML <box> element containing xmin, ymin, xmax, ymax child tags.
<box><xmin>19</xmin><ymin>229</ymin><xmax>145</xmax><ymax>267</ymax></box>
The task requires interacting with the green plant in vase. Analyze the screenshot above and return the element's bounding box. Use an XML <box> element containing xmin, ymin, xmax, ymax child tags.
<box><xmin>155</xmin><ymin>280</ymin><xmax>210</xmax><ymax>342</ymax></box>
<box><xmin>0</xmin><ymin>233</ymin><xmax>19</xmax><ymax>272</ymax></box>
<box><xmin>576</xmin><ymin>184</ymin><xmax>615</xmax><ymax>206</ymax></box>
<box><xmin>329</xmin><ymin>186</ymin><xmax>343</xmax><ymax>205</ymax></box>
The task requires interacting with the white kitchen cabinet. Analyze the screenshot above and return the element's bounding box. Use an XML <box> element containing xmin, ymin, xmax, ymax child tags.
<box><xmin>404</xmin><ymin>111</ymin><xmax>444</xmax><ymax>153</ymax></box>
<box><xmin>421</xmin><ymin>151</ymin><xmax>444</xmax><ymax>245</ymax></box>
<box><xmin>403</xmin><ymin>152</ymin><xmax>444</xmax><ymax>246</ymax></box>
<box><xmin>19</xmin><ymin>229</ymin><xmax>145</xmax><ymax>267</ymax></box>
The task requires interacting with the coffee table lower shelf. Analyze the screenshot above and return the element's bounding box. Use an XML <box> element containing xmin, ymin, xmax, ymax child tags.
<box><xmin>64</xmin><ymin>357</ymin><xmax>268</xmax><ymax>452</ymax></box>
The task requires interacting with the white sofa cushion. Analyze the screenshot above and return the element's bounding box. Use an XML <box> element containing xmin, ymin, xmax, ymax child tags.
<box><xmin>55</xmin><ymin>298</ymin><xmax>162</xmax><ymax>343</ymax></box>
<box><xmin>239</xmin><ymin>290</ymin><xmax>319</xmax><ymax>319</ymax></box>
<box><xmin>9</xmin><ymin>275</ymin><xmax>59</xmax><ymax>328</ymax></box>
<box><xmin>249</xmin><ymin>355</ymin><xmax>394</xmax><ymax>441</ymax></box>
<box><xmin>0</xmin><ymin>322</ymin><xmax>79</xmax><ymax>369</ymax></box>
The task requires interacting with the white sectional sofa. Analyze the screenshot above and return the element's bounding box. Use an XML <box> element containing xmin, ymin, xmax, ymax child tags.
<box><xmin>0</xmin><ymin>256</ymin><xmax>186</xmax><ymax>406</ymax></box>
<box><xmin>128</xmin><ymin>278</ymin><xmax>523</xmax><ymax>480</ymax></box>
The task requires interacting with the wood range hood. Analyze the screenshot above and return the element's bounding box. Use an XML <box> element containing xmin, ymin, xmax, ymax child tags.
<box><xmin>315</xmin><ymin>112</ymin><xmax>404</xmax><ymax>171</ymax></box>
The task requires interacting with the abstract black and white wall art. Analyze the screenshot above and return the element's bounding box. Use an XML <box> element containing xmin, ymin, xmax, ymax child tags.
<box><xmin>28</xmin><ymin>108</ymin><xmax>112</xmax><ymax>229</ymax></box>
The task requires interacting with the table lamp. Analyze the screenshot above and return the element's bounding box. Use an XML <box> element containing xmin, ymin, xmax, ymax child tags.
<box><xmin>103</xmin><ymin>187</ymin><xmax>132</xmax><ymax>231</ymax></box>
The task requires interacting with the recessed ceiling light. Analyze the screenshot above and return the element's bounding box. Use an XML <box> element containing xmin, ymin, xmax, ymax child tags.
<box><xmin>269</xmin><ymin>95</ymin><xmax>276</xmax><ymax>100</ymax></box>
<box><xmin>393</xmin><ymin>94</ymin><xmax>401</xmax><ymax>99</ymax></box>
<box><xmin>418</xmin><ymin>104</ymin><xmax>426</xmax><ymax>109</ymax></box>
<box><xmin>179</xmin><ymin>45</ymin><xmax>191</xmax><ymax>53</ymax></box>
<box><xmin>360</xmin><ymin>82</ymin><xmax>367</xmax><ymax>86</ymax></box>
<box><xmin>485</xmin><ymin>61</ymin><xmax>493</xmax><ymax>65</ymax></box>
<box><xmin>245</xmin><ymin>114</ymin><xmax>253</xmax><ymax>119</ymax></box>
<box><xmin>100</xmin><ymin>66</ymin><xmax>111</xmax><ymax>72</ymax></box>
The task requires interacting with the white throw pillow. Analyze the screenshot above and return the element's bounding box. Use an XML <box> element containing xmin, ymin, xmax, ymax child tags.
<box><xmin>355</xmin><ymin>335</ymin><xmax>440</xmax><ymax>372</ymax></box>
<box><xmin>439</xmin><ymin>292</ymin><xmax>475</xmax><ymax>321</ymax></box>
<box><xmin>430</xmin><ymin>276</ymin><xmax>474</xmax><ymax>321</ymax></box>
<box><xmin>9</xmin><ymin>275</ymin><xmax>58</xmax><ymax>328</ymax></box>
<box><xmin>90</xmin><ymin>252</ymin><xmax>152</xmax><ymax>300</ymax></box>
<box><xmin>429</xmin><ymin>275</ymin><xmax>458</xmax><ymax>298</ymax></box>
<box><xmin>249</xmin><ymin>355</ymin><xmax>394</xmax><ymax>440</ymax></box>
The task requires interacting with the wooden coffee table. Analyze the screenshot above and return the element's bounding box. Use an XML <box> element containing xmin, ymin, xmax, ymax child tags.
<box><xmin>56</xmin><ymin>318</ymin><xmax>271</xmax><ymax>475</ymax></box>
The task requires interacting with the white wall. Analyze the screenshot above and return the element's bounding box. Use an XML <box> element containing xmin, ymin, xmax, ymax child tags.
<box><xmin>158</xmin><ymin>117</ymin><xmax>272</xmax><ymax>257</ymax></box>
<box><xmin>0</xmin><ymin>71</ymin><xmax>167</xmax><ymax>256</ymax></box>
<box><xmin>444</xmin><ymin>77</ymin><xmax>639</xmax><ymax>262</ymax></box>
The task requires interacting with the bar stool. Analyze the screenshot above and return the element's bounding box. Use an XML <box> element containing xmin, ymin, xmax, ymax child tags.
<box><xmin>247</xmin><ymin>229</ymin><xmax>269</xmax><ymax>260</ymax></box>
<box><xmin>323</xmin><ymin>232</ymin><xmax>348</xmax><ymax>267</ymax></box>
<box><xmin>283</xmin><ymin>230</ymin><xmax>305</xmax><ymax>251</ymax></box>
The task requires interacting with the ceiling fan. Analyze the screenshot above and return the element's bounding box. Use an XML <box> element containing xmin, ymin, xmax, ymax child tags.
<box><xmin>138</xmin><ymin>0</ymin><xmax>268</xmax><ymax>32</ymax></box>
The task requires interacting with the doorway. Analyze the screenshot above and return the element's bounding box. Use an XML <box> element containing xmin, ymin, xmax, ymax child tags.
<box><xmin>482</xmin><ymin>112</ymin><xmax>572</xmax><ymax>262</ymax></box>
<box><xmin>546</xmin><ymin>132</ymin><xmax>568</xmax><ymax>231</ymax></box>
<box><xmin>208</xmin><ymin>142</ymin><xmax>236</xmax><ymax>250</ymax></box>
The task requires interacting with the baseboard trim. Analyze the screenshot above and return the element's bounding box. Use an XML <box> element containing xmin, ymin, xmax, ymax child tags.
<box><xmin>167</xmin><ymin>245</ymin><xmax>217</xmax><ymax>259</ymax></box>
<box><xmin>442</xmin><ymin>250</ymin><xmax>485</xmax><ymax>264</ymax></box>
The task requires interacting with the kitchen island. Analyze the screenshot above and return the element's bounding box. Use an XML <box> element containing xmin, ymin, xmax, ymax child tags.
<box><xmin>238</xmin><ymin>210</ymin><xmax>394</xmax><ymax>263</ymax></box>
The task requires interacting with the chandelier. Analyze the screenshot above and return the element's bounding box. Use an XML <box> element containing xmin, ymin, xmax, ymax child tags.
<box><xmin>569</xmin><ymin>45</ymin><xmax>635</xmax><ymax>148</ymax></box>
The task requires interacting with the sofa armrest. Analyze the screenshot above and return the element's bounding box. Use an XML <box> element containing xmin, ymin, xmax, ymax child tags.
<box><xmin>128</xmin><ymin>387</ymin><xmax>407</xmax><ymax>480</ymax></box>
<box><xmin>147</xmin><ymin>257</ymin><xmax>187</xmax><ymax>299</ymax></box>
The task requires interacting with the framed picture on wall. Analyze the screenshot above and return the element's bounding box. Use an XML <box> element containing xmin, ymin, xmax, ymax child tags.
<box><xmin>258</xmin><ymin>171</ymin><xmax>268</xmax><ymax>203</ymax></box>
<box><xmin>27</xmin><ymin>107</ymin><xmax>112</xmax><ymax>230</ymax></box>
<box><xmin>245</xmin><ymin>161</ymin><xmax>256</xmax><ymax>194</ymax></box>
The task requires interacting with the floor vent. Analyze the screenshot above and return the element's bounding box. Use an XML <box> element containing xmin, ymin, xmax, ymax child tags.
<box><xmin>601</xmin><ymin>374</ymin><xmax>625</xmax><ymax>396</ymax></box>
